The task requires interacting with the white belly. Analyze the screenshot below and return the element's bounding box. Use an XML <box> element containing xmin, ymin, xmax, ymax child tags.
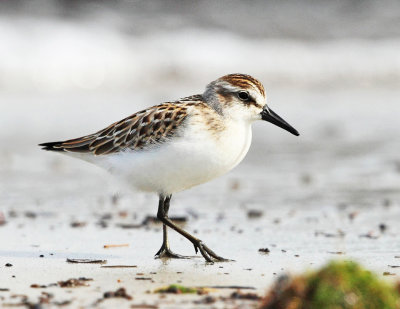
<box><xmin>95</xmin><ymin>120</ymin><xmax>253</xmax><ymax>194</ymax></box>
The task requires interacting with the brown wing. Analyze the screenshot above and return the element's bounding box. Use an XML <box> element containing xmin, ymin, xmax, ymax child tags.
<box><xmin>39</xmin><ymin>103</ymin><xmax>189</xmax><ymax>155</ymax></box>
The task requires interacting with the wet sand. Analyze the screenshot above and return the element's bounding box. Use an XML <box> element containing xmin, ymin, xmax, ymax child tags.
<box><xmin>1</xmin><ymin>87</ymin><xmax>400</xmax><ymax>308</ymax></box>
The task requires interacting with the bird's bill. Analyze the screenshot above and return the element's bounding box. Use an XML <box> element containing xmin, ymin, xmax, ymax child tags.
<box><xmin>261</xmin><ymin>107</ymin><xmax>299</xmax><ymax>136</ymax></box>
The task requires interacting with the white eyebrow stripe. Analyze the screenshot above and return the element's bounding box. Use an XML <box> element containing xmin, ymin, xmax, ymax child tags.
<box><xmin>216</xmin><ymin>81</ymin><xmax>241</xmax><ymax>92</ymax></box>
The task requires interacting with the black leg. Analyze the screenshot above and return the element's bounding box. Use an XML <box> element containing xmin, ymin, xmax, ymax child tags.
<box><xmin>155</xmin><ymin>195</ymin><xmax>190</xmax><ymax>259</ymax></box>
<box><xmin>156</xmin><ymin>194</ymin><xmax>230</xmax><ymax>263</ymax></box>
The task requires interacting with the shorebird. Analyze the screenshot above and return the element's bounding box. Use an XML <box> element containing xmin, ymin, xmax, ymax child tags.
<box><xmin>40</xmin><ymin>73</ymin><xmax>299</xmax><ymax>262</ymax></box>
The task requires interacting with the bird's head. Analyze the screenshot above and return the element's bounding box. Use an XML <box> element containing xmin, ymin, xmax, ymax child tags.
<box><xmin>203</xmin><ymin>73</ymin><xmax>299</xmax><ymax>136</ymax></box>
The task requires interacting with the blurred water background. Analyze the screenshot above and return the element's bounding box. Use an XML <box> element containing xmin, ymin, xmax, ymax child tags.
<box><xmin>1</xmin><ymin>0</ymin><xmax>400</xmax><ymax>94</ymax></box>
<box><xmin>0</xmin><ymin>0</ymin><xmax>399</xmax><ymax>212</ymax></box>
<box><xmin>1</xmin><ymin>0</ymin><xmax>399</xmax><ymax>211</ymax></box>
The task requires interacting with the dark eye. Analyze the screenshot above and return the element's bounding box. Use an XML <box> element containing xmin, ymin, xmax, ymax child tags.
<box><xmin>237</xmin><ymin>91</ymin><xmax>249</xmax><ymax>101</ymax></box>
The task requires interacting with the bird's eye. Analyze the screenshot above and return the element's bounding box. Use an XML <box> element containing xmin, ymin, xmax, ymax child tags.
<box><xmin>238</xmin><ymin>91</ymin><xmax>249</xmax><ymax>101</ymax></box>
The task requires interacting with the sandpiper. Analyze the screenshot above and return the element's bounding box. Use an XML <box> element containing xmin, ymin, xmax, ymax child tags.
<box><xmin>40</xmin><ymin>73</ymin><xmax>299</xmax><ymax>262</ymax></box>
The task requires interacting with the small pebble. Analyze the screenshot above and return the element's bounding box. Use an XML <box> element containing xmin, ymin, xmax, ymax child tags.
<box><xmin>247</xmin><ymin>209</ymin><xmax>263</xmax><ymax>219</ymax></box>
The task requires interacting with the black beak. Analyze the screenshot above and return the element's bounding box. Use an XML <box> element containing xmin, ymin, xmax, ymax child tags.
<box><xmin>261</xmin><ymin>107</ymin><xmax>299</xmax><ymax>136</ymax></box>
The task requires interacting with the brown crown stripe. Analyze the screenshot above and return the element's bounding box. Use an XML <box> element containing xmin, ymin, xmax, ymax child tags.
<box><xmin>221</xmin><ymin>74</ymin><xmax>265</xmax><ymax>97</ymax></box>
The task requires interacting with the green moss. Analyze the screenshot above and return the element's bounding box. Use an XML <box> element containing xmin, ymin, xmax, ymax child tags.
<box><xmin>261</xmin><ymin>261</ymin><xmax>400</xmax><ymax>309</ymax></box>
<box><xmin>155</xmin><ymin>284</ymin><xmax>197</xmax><ymax>294</ymax></box>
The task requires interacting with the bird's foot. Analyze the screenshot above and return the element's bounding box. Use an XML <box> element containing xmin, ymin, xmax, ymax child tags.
<box><xmin>155</xmin><ymin>245</ymin><xmax>191</xmax><ymax>259</ymax></box>
<box><xmin>192</xmin><ymin>240</ymin><xmax>233</xmax><ymax>263</ymax></box>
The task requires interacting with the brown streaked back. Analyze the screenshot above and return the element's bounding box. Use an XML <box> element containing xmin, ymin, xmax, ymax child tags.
<box><xmin>39</xmin><ymin>97</ymin><xmax>205</xmax><ymax>155</ymax></box>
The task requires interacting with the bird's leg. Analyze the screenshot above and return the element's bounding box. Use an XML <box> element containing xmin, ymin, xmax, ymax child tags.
<box><xmin>155</xmin><ymin>195</ymin><xmax>190</xmax><ymax>259</ymax></box>
<box><xmin>156</xmin><ymin>194</ymin><xmax>230</xmax><ymax>263</ymax></box>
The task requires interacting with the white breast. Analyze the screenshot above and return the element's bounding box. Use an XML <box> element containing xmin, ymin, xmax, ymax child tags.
<box><xmin>95</xmin><ymin>116</ymin><xmax>253</xmax><ymax>195</ymax></box>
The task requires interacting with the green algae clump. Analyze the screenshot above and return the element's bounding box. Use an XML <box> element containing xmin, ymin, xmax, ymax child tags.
<box><xmin>155</xmin><ymin>284</ymin><xmax>198</xmax><ymax>294</ymax></box>
<box><xmin>261</xmin><ymin>260</ymin><xmax>400</xmax><ymax>309</ymax></box>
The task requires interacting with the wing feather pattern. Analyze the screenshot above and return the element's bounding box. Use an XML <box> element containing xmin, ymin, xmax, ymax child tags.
<box><xmin>39</xmin><ymin>100</ymin><xmax>197</xmax><ymax>155</ymax></box>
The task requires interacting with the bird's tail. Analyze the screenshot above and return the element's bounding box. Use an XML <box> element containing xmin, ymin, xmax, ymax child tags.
<box><xmin>39</xmin><ymin>141</ymin><xmax>66</xmax><ymax>152</ymax></box>
<box><xmin>38</xmin><ymin>135</ymin><xmax>95</xmax><ymax>153</ymax></box>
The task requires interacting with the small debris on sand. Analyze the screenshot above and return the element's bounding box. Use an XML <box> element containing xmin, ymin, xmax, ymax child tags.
<box><xmin>135</xmin><ymin>277</ymin><xmax>153</xmax><ymax>281</ymax></box>
<box><xmin>30</xmin><ymin>284</ymin><xmax>48</xmax><ymax>288</ymax></box>
<box><xmin>359</xmin><ymin>232</ymin><xmax>379</xmax><ymax>239</ymax></box>
<box><xmin>101</xmin><ymin>265</ymin><xmax>137</xmax><ymax>268</ymax></box>
<box><xmin>66</xmin><ymin>258</ymin><xmax>107</xmax><ymax>264</ymax></box>
<box><xmin>30</xmin><ymin>278</ymin><xmax>92</xmax><ymax>289</ymax></box>
<box><xmin>103</xmin><ymin>287</ymin><xmax>132</xmax><ymax>300</ymax></box>
<box><xmin>24</xmin><ymin>211</ymin><xmax>37</xmax><ymax>219</ymax></box>
<box><xmin>383</xmin><ymin>272</ymin><xmax>395</xmax><ymax>276</ymax></box>
<box><xmin>155</xmin><ymin>284</ymin><xmax>203</xmax><ymax>294</ymax></box>
<box><xmin>58</xmin><ymin>277</ymin><xmax>93</xmax><ymax>288</ymax></box>
<box><xmin>96</xmin><ymin>220</ymin><xmax>108</xmax><ymax>228</ymax></box>
<box><xmin>8</xmin><ymin>210</ymin><xmax>17</xmax><ymax>218</ymax></box>
<box><xmin>0</xmin><ymin>288</ymin><xmax>10</xmax><ymax>292</ymax></box>
<box><xmin>6</xmin><ymin>291</ymin><xmax>70</xmax><ymax>308</ymax></box>
<box><xmin>315</xmin><ymin>230</ymin><xmax>345</xmax><ymax>238</ymax></box>
<box><xmin>388</xmin><ymin>265</ymin><xmax>400</xmax><ymax>268</ymax></box>
<box><xmin>93</xmin><ymin>288</ymin><xmax>133</xmax><ymax>305</ymax></box>
<box><xmin>327</xmin><ymin>251</ymin><xmax>345</xmax><ymax>255</ymax></box>
<box><xmin>5</xmin><ymin>263</ymin><xmax>13</xmax><ymax>267</ymax></box>
<box><xmin>258</xmin><ymin>248</ymin><xmax>270</xmax><ymax>254</ymax></box>
<box><xmin>247</xmin><ymin>209</ymin><xmax>263</xmax><ymax>219</ymax></box>
<box><xmin>229</xmin><ymin>291</ymin><xmax>261</xmax><ymax>300</ymax></box>
<box><xmin>348</xmin><ymin>211</ymin><xmax>359</xmax><ymax>221</ymax></box>
<box><xmin>193</xmin><ymin>296</ymin><xmax>216</xmax><ymax>304</ymax></box>
<box><xmin>54</xmin><ymin>300</ymin><xmax>73</xmax><ymax>306</ymax></box>
<box><xmin>103</xmin><ymin>243</ymin><xmax>129</xmax><ymax>248</ymax></box>
<box><xmin>70</xmin><ymin>221</ymin><xmax>87</xmax><ymax>228</ymax></box>
<box><xmin>116</xmin><ymin>223</ymin><xmax>143</xmax><ymax>229</ymax></box>
<box><xmin>99</xmin><ymin>213</ymin><xmax>112</xmax><ymax>220</ymax></box>
<box><xmin>118</xmin><ymin>211</ymin><xmax>128</xmax><ymax>218</ymax></box>
<box><xmin>379</xmin><ymin>223</ymin><xmax>387</xmax><ymax>233</ymax></box>
<box><xmin>130</xmin><ymin>304</ymin><xmax>158</xmax><ymax>308</ymax></box>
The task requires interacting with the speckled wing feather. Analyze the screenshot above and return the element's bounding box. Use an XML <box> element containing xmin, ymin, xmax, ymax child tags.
<box><xmin>39</xmin><ymin>97</ymin><xmax>202</xmax><ymax>155</ymax></box>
